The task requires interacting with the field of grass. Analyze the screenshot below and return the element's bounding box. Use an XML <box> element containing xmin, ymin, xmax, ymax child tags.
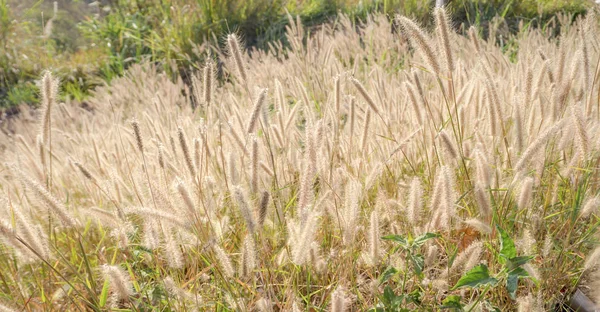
<box><xmin>1</xmin><ymin>2</ymin><xmax>600</xmax><ymax>312</ymax></box>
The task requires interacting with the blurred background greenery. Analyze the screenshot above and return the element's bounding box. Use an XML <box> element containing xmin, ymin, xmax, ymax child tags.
<box><xmin>0</xmin><ymin>0</ymin><xmax>594</xmax><ymax>110</ymax></box>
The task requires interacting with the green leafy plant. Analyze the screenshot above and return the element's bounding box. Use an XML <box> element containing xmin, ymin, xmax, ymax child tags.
<box><xmin>370</xmin><ymin>233</ymin><xmax>440</xmax><ymax>311</ymax></box>
<box><xmin>448</xmin><ymin>226</ymin><xmax>536</xmax><ymax>311</ymax></box>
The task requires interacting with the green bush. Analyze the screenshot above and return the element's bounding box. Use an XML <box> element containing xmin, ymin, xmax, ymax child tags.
<box><xmin>0</xmin><ymin>0</ymin><xmax>105</xmax><ymax>108</ymax></box>
<box><xmin>1</xmin><ymin>0</ymin><xmax>596</xmax><ymax>109</ymax></box>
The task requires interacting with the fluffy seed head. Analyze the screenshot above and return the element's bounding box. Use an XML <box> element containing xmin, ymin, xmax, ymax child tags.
<box><xmin>397</xmin><ymin>16</ymin><xmax>441</xmax><ymax>75</ymax></box>
<box><xmin>241</xmin><ymin>234</ymin><xmax>256</xmax><ymax>276</ymax></box>
<box><xmin>350</xmin><ymin>77</ymin><xmax>380</xmax><ymax>115</ymax></box>
<box><xmin>463</xmin><ymin>218</ymin><xmax>492</xmax><ymax>234</ymax></box>
<box><xmin>571</xmin><ymin>104</ymin><xmax>589</xmax><ymax>160</ymax></box>
<box><xmin>434</xmin><ymin>7</ymin><xmax>454</xmax><ymax>73</ymax></box>
<box><xmin>10</xmin><ymin>165</ymin><xmax>78</xmax><ymax>227</ymax></box>
<box><xmin>38</xmin><ymin>71</ymin><xmax>58</xmax><ymax>145</ymax></box>
<box><xmin>366</xmin><ymin>210</ymin><xmax>380</xmax><ymax>266</ymax></box>
<box><xmin>584</xmin><ymin>246</ymin><xmax>600</xmax><ymax>271</ymax></box>
<box><xmin>580</xmin><ymin>196</ymin><xmax>600</xmax><ymax>218</ymax></box>
<box><xmin>176</xmin><ymin>178</ymin><xmax>196</xmax><ymax>217</ymax></box>
<box><xmin>234</xmin><ymin>186</ymin><xmax>256</xmax><ymax>233</ymax></box>
<box><xmin>250</xmin><ymin>136</ymin><xmax>259</xmax><ymax>193</ymax></box>
<box><xmin>101</xmin><ymin>265</ymin><xmax>133</xmax><ymax>302</ymax></box>
<box><xmin>518</xmin><ymin>177</ymin><xmax>534</xmax><ymax>209</ymax></box>
<box><xmin>178</xmin><ymin>126</ymin><xmax>196</xmax><ymax>178</ymax></box>
<box><xmin>290</xmin><ymin>209</ymin><xmax>320</xmax><ymax>265</ymax></box>
<box><xmin>258</xmin><ymin>191</ymin><xmax>270</xmax><ymax>226</ymax></box>
<box><xmin>227</xmin><ymin>34</ymin><xmax>247</xmax><ymax>82</ymax></box>
<box><xmin>439</xmin><ymin>130</ymin><xmax>458</xmax><ymax>159</ymax></box>
<box><xmin>131</xmin><ymin>119</ymin><xmax>144</xmax><ymax>153</ymax></box>
<box><xmin>468</xmin><ymin>27</ymin><xmax>481</xmax><ymax>54</ymax></box>
<box><xmin>406</xmin><ymin>82</ymin><xmax>423</xmax><ymax>124</ymax></box>
<box><xmin>474</xmin><ymin>148</ymin><xmax>491</xmax><ymax>188</ymax></box>
<box><xmin>330</xmin><ymin>286</ymin><xmax>348</xmax><ymax>312</ymax></box>
<box><xmin>407</xmin><ymin>177</ymin><xmax>423</xmax><ymax>225</ymax></box>
<box><xmin>203</xmin><ymin>60</ymin><xmax>213</xmax><ymax>107</ymax></box>
<box><xmin>334</xmin><ymin>75</ymin><xmax>341</xmax><ymax>114</ymax></box>
<box><xmin>247</xmin><ymin>88</ymin><xmax>268</xmax><ymax>134</ymax></box>
<box><xmin>474</xmin><ymin>186</ymin><xmax>491</xmax><ymax>220</ymax></box>
<box><xmin>73</xmin><ymin>160</ymin><xmax>96</xmax><ymax>183</ymax></box>
<box><xmin>514</xmin><ymin>118</ymin><xmax>567</xmax><ymax>173</ymax></box>
<box><xmin>213</xmin><ymin>244</ymin><xmax>235</xmax><ymax>278</ymax></box>
<box><xmin>163</xmin><ymin>227</ymin><xmax>183</xmax><ymax>269</ymax></box>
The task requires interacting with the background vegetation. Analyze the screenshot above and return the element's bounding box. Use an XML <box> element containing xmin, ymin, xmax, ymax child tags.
<box><xmin>0</xmin><ymin>0</ymin><xmax>594</xmax><ymax>109</ymax></box>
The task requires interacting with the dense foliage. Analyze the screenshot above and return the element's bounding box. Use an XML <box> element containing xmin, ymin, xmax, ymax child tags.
<box><xmin>0</xmin><ymin>0</ymin><xmax>593</xmax><ymax>108</ymax></box>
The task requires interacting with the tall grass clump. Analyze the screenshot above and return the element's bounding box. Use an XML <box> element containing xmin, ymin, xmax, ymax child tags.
<box><xmin>1</xmin><ymin>7</ymin><xmax>600</xmax><ymax>311</ymax></box>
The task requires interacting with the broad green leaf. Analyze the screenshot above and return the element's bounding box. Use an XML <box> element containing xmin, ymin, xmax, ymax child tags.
<box><xmin>394</xmin><ymin>296</ymin><xmax>406</xmax><ymax>308</ymax></box>
<box><xmin>412</xmin><ymin>232</ymin><xmax>440</xmax><ymax>248</ymax></box>
<box><xmin>382</xmin><ymin>286</ymin><xmax>405</xmax><ymax>308</ymax></box>
<box><xmin>382</xmin><ymin>285</ymin><xmax>396</xmax><ymax>305</ymax></box>
<box><xmin>440</xmin><ymin>295</ymin><xmax>464</xmax><ymax>310</ymax></box>
<box><xmin>510</xmin><ymin>267</ymin><xmax>529</xmax><ymax>277</ymax></box>
<box><xmin>506</xmin><ymin>273</ymin><xmax>518</xmax><ymax>299</ymax></box>
<box><xmin>382</xmin><ymin>234</ymin><xmax>408</xmax><ymax>249</ymax></box>
<box><xmin>506</xmin><ymin>267</ymin><xmax>529</xmax><ymax>299</ymax></box>
<box><xmin>409</xmin><ymin>253</ymin><xmax>425</xmax><ymax>276</ymax></box>
<box><xmin>506</xmin><ymin>255</ymin><xmax>534</xmax><ymax>270</ymax></box>
<box><xmin>497</xmin><ymin>226</ymin><xmax>516</xmax><ymax>262</ymax></box>
<box><xmin>452</xmin><ymin>264</ymin><xmax>498</xmax><ymax>289</ymax></box>
<box><xmin>379</xmin><ymin>266</ymin><xmax>398</xmax><ymax>284</ymax></box>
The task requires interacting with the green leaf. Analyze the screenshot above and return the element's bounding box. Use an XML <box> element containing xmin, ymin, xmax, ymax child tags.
<box><xmin>452</xmin><ymin>264</ymin><xmax>498</xmax><ymax>290</ymax></box>
<box><xmin>506</xmin><ymin>255</ymin><xmax>534</xmax><ymax>270</ymax></box>
<box><xmin>409</xmin><ymin>253</ymin><xmax>425</xmax><ymax>276</ymax></box>
<box><xmin>497</xmin><ymin>226</ymin><xmax>516</xmax><ymax>262</ymax></box>
<box><xmin>379</xmin><ymin>266</ymin><xmax>398</xmax><ymax>284</ymax></box>
<box><xmin>412</xmin><ymin>232</ymin><xmax>440</xmax><ymax>248</ymax></box>
<box><xmin>506</xmin><ymin>273</ymin><xmax>519</xmax><ymax>300</ymax></box>
<box><xmin>440</xmin><ymin>295</ymin><xmax>464</xmax><ymax>310</ymax></box>
<box><xmin>510</xmin><ymin>267</ymin><xmax>529</xmax><ymax>277</ymax></box>
<box><xmin>506</xmin><ymin>267</ymin><xmax>529</xmax><ymax>300</ymax></box>
<box><xmin>406</xmin><ymin>289</ymin><xmax>422</xmax><ymax>305</ymax></box>
<box><xmin>382</xmin><ymin>285</ymin><xmax>395</xmax><ymax>305</ymax></box>
<box><xmin>98</xmin><ymin>279</ymin><xmax>110</xmax><ymax>307</ymax></box>
<box><xmin>382</xmin><ymin>234</ymin><xmax>408</xmax><ymax>249</ymax></box>
<box><xmin>448</xmin><ymin>244</ymin><xmax>460</xmax><ymax>267</ymax></box>
<box><xmin>382</xmin><ymin>285</ymin><xmax>406</xmax><ymax>308</ymax></box>
<box><xmin>394</xmin><ymin>298</ymin><xmax>407</xmax><ymax>309</ymax></box>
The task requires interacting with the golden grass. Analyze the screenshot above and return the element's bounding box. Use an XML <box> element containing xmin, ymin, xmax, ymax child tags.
<box><xmin>0</xmin><ymin>10</ymin><xmax>599</xmax><ymax>311</ymax></box>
